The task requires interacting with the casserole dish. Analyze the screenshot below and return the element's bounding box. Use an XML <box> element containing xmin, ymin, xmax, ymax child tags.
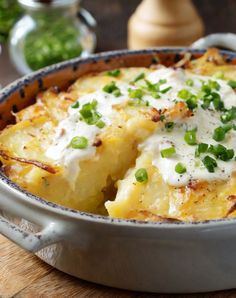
<box><xmin>1</xmin><ymin>47</ymin><xmax>236</xmax><ymax>293</ymax></box>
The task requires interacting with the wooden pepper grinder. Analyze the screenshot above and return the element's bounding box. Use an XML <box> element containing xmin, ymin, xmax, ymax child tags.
<box><xmin>128</xmin><ymin>0</ymin><xmax>204</xmax><ymax>49</ymax></box>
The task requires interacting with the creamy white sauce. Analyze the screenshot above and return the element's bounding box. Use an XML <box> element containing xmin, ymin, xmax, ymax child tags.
<box><xmin>140</xmin><ymin>69</ymin><xmax>236</xmax><ymax>186</ymax></box>
<box><xmin>46</xmin><ymin>67</ymin><xmax>236</xmax><ymax>187</ymax></box>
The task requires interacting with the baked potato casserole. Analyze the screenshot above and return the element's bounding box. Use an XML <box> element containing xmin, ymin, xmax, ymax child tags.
<box><xmin>2</xmin><ymin>48</ymin><xmax>236</xmax><ymax>222</ymax></box>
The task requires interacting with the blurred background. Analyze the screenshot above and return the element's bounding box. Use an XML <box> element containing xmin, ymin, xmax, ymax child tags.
<box><xmin>1</xmin><ymin>0</ymin><xmax>236</xmax><ymax>86</ymax></box>
<box><xmin>84</xmin><ymin>0</ymin><xmax>236</xmax><ymax>51</ymax></box>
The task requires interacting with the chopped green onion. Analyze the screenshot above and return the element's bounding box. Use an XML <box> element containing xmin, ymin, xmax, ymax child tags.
<box><xmin>175</xmin><ymin>163</ymin><xmax>186</xmax><ymax>174</ymax></box>
<box><xmin>113</xmin><ymin>89</ymin><xmax>122</xmax><ymax>97</ymax></box>
<box><xmin>103</xmin><ymin>81</ymin><xmax>122</xmax><ymax>97</ymax></box>
<box><xmin>208</xmin><ymin>80</ymin><xmax>220</xmax><ymax>91</ymax></box>
<box><xmin>71</xmin><ymin>101</ymin><xmax>79</xmax><ymax>109</ymax></box>
<box><xmin>220</xmin><ymin>108</ymin><xmax>236</xmax><ymax>123</ymax></box>
<box><xmin>160</xmin><ymin>114</ymin><xmax>165</xmax><ymax>121</ymax></box>
<box><xmin>202</xmin><ymin>155</ymin><xmax>217</xmax><ymax>173</ymax></box>
<box><xmin>228</xmin><ymin>80</ymin><xmax>236</xmax><ymax>88</ymax></box>
<box><xmin>186</xmin><ymin>79</ymin><xmax>194</xmax><ymax>87</ymax></box>
<box><xmin>186</xmin><ymin>97</ymin><xmax>197</xmax><ymax>110</ymax></box>
<box><xmin>160</xmin><ymin>146</ymin><xmax>176</xmax><ymax>158</ymax></box>
<box><xmin>184</xmin><ymin>129</ymin><xmax>197</xmax><ymax>145</ymax></box>
<box><xmin>201</xmin><ymin>95</ymin><xmax>212</xmax><ymax>110</ymax></box>
<box><xmin>201</xmin><ymin>84</ymin><xmax>211</xmax><ymax>95</ymax></box>
<box><xmin>195</xmin><ymin>143</ymin><xmax>208</xmax><ymax>157</ymax></box>
<box><xmin>212</xmin><ymin>92</ymin><xmax>224</xmax><ymax>111</ymax></box>
<box><xmin>178</xmin><ymin>89</ymin><xmax>192</xmax><ymax>100</ymax></box>
<box><xmin>135</xmin><ymin>168</ymin><xmax>148</xmax><ymax>183</ymax></box>
<box><xmin>96</xmin><ymin>119</ymin><xmax>106</xmax><ymax>128</ymax></box>
<box><xmin>165</xmin><ymin>122</ymin><xmax>174</xmax><ymax>132</ymax></box>
<box><xmin>145</xmin><ymin>79</ymin><xmax>166</xmax><ymax>92</ymax></box>
<box><xmin>177</xmin><ymin>89</ymin><xmax>197</xmax><ymax>110</ymax></box>
<box><xmin>70</xmin><ymin>136</ymin><xmax>88</xmax><ymax>149</ymax></box>
<box><xmin>133</xmin><ymin>72</ymin><xmax>145</xmax><ymax>83</ymax></box>
<box><xmin>106</xmin><ymin>69</ymin><xmax>121</xmax><ymax>77</ymax></box>
<box><xmin>128</xmin><ymin>88</ymin><xmax>144</xmax><ymax>100</ymax></box>
<box><xmin>213</xmin><ymin>126</ymin><xmax>226</xmax><ymax>142</ymax></box>
<box><xmin>79</xmin><ymin>100</ymin><xmax>105</xmax><ymax>127</ymax></box>
<box><xmin>207</xmin><ymin>144</ymin><xmax>234</xmax><ymax>161</ymax></box>
<box><xmin>160</xmin><ymin>86</ymin><xmax>172</xmax><ymax>94</ymax></box>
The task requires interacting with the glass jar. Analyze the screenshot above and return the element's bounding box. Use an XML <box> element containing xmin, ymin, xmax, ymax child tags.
<box><xmin>9</xmin><ymin>0</ymin><xmax>96</xmax><ymax>75</ymax></box>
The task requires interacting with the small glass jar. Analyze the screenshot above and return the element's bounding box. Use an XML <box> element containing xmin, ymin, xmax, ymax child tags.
<box><xmin>9</xmin><ymin>0</ymin><xmax>96</xmax><ymax>75</ymax></box>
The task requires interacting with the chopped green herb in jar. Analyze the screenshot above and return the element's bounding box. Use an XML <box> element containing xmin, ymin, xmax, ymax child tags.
<box><xmin>24</xmin><ymin>17</ymin><xmax>83</xmax><ymax>71</ymax></box>
<box><xmin>135</xmin><ymin>168</ymin><xmax>148</xmax><ymax>183</ymax></box>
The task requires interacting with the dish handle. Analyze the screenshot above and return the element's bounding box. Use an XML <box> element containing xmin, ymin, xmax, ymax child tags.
<box><xmin>0</xmin><ymin>181</ymin><xmax>63</xmax><ymax>253</ymax></box>
<box><xmin>191</xmin><ymin>33</ymin><xmax>236</xmax><ymax>52</ymax></box>
<box><xmin>0</xmin><ymin>216</ymin><xmax>60</xmax><ymax>253</ymax></box>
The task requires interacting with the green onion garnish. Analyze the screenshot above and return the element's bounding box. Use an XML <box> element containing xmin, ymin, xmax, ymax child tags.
<box><xmin>208</xmin><ymin>80</ymin><xmax>220</xmax><ymax>91</ymax></box>
<box><xmin>220</xmin><ymin>108</ymin><xmax>236</xmax><ymax>123</ymax></box>
<box><xmin>184</xmin><ymin>128</ymin><xmax>197</xmax><ymax>145</ymax></box>
<box><xmin>106</xmin><ymin>69</ymin><xmax>121</xmax><ymax>77</ymax></box>
<box><xmin>228</xmin><ymin>80</ymin><xmax>236</xmax><ymax>88</ymax></box>
<box><xmin>178</xmin><ymin>89</ymin><xmax>192</xmax><ymax>100</ymax></box>
<box><xmin>79</xmin><ymin>100</ymin><xmax>105</xmax><ymax>128</ymax></box>
<box><xmin>135</xmin><ymin>168</ymin><xmax>148</xmax><ymax>183</ymax></box>
<box><xmin>128</xmin><ymin>88</ymin><xmax>144</xmax><ymax>100</ymax></box>
<box><xmin>70</xmin><ymin>136</ymin><xmax>88</xmax><ymax>149</ymax></box>
<box><xmin>96</xmin><ymin>120</ymin><xmax>106</xmax><ymax>129</ymax></box>
<box><xmin>160</xmin><ymin>86</ymin><xmax>172</xmax><ymax>94</ymax></box>
<box><xmin>178</xmin><ymin>89</ymin><xmax>198</xmax><ymax>110</ymax></box>
<box><xmin>186</xmin><ymin>79</ymin><xmax>194</xmax><ymax>87</ymax></box>
<box><xmin>175</xmin><ymin>163</ymin><xmax>186</xmax><ymax>174</ymax></box>
<box><xmin>195</xmin><ymin>143</ymin><xmax>208</xmax><ymax>157</ymax></box>
<box><xmin>208</xmin><ymin>144</ymin><xmax>234</xmax><ymax>161</ymax></box>
<box><xmin>133</xmin><ymin>72</ymin><xmax>145</xmax><ymax>83</ymax></box>
<box><xmin>160</xmin><ymin>146</ymin><xmax>176</xmax><ymax>158</ymax></box>
<box><xmin>71</xmin><ymin>101</ymin><xmax>79</xmax><ymax>109</ymax></box>
<box><xmin>213</xmin><ymin>126</ymin><xmax>226</xmax><ymax>142</ymax></box>
<box><xmin>103</xmin><ymin>81</ymin><xmax>122</xmax><ymax>97</ymax></box>
<box><xmin>202</xmin><ymin>155</ymin><xmax>217</xmax><ymax>172</ymax></box>
<box><xmin>186</xmin><ymin>97</ymin><xmax>197</xmax><ymax>110</ymax></box>
<box><xmin>165</xmin><ymin>122</ymin><xmax>174</xmax><ymax>132</ymax></box>
<box><xmin>211</xmin><ymin>92</ymin><xmax>224</xmax><ymax>111</ymax></box>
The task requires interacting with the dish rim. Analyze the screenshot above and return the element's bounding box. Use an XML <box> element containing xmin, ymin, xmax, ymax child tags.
<box><xmin>1</xmin><ymin>47</ymin><xmax>236</xmax><ymax>228</ymax></box>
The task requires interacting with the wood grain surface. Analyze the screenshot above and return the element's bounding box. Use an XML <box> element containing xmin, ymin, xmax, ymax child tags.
<box><xmin>1</xmin><ymin>234</ymin><xmax>236</xmax><ymax>298</ymax></box>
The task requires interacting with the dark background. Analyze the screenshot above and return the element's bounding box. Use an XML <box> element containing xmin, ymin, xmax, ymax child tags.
<box><xmin>83</xmin><ymin>0</ymin><xmax>236</xmax><ymax>52</ymax></box>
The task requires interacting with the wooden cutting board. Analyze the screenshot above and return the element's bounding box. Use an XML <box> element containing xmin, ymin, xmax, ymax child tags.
<box><xmin>1</xmin><ymin>234</ymin><xmax>236</xmax><ymax>298</ymax></box>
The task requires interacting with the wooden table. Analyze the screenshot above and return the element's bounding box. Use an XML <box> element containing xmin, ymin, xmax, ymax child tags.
<box><xmin>2</xmin><ymin>1</ymin><xmax>236</xmax><ymax>296</ymax></box>
<box><xmin>1</xmin><ymin>233</ymin><xmax>236</xmax><ymax>298</ymax></box>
